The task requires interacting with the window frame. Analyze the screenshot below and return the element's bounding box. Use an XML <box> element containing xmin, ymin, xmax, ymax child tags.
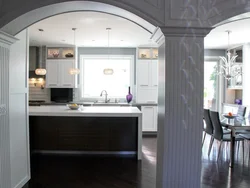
<box><xmin>204</xmin><ymin>56</ymin><xmax>224</xmax><ymax>113</ymax></box>
<box><xmin>79</xmin><ymin>55</ymin><xmax>134</xmax><ymax>102</ymax></box>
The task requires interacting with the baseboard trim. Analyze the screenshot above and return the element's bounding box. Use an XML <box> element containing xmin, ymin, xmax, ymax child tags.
<box><xmin>143</xmin><ymin>132</ymin><xmax>157</xmax><ymax>137</ymax></box>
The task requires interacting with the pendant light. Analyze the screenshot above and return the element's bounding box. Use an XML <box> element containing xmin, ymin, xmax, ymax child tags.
<box><xmin>103</xmin><ymin>28</ymin><xmax>114</xmax><ymax>75</ymax></box>
<box><xmin>217</xmin><ymin>30</ymin><xmax>243</xmax><ymax>80</ymax></box>
<box><xmin>35</xmin><ymin>29</ymin><xmax>47</xmax><ymax>75</ymax></box>
<box><xmin>69</xmin><ymin>28</ymin><xmax>80</xmax><ymax>75</ymax></box>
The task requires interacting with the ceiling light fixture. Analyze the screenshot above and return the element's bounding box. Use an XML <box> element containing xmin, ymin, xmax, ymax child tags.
<box><xmin>217</xmin><ymin>30</ymin><xmax>243</xmax><ymax>80</ymax></box>
<box><xmin>35</xmin><ymin>29</ymin><xmax>47</xmax><ymax>76</ymax></box>
<box><xmin>69</xmin><ymin>28</ymin><xmax>80</xmax><ymax>75</ymax></box>
<box><xmin>103</xmin><ymin>28</ymin><xmax>114</xmax><ymax>75</ymax></box>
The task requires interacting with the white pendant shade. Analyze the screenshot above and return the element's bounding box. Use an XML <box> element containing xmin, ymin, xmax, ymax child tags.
<box><xmin>103</xmin><ymin>68</ymin><xmax>114</xmax><ymax>75</ymax></box>
<box><xmin>35</xmin><ymin>68</ymin><xmax>46</xmax><ymax>75</ymax></box>
<box><xmin>69</xmin><ymin>68</ymin><xmax>80</xmax><ymax>75</ymax></box>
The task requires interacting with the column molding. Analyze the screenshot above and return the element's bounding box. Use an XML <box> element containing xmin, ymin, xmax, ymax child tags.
<box><xmin>156</xmin><ymin>26</ymin><xmax>212</xmax><ymax>188</ymax></box>
<box><xmin>0</xmin><ymin>30</ymin><xmax>17</xmax><ymax>188</ymax></box>
<box><xmin>0</xmin><ymin>31</ymin><xmax>18</xmax><ymax>47</ymax></box>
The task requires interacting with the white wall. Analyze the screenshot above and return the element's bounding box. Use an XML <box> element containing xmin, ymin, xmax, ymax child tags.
<box><xmin>9</xmin><ymin>29</ymin><xmax>30</xmax><ymax>188</ymax></box>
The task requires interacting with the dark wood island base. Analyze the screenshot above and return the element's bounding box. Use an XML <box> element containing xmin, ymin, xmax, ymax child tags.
<box><xmin>29</xmin><ymin>116</ymin><xmax>138</xmax><ymax>157</ymax></box>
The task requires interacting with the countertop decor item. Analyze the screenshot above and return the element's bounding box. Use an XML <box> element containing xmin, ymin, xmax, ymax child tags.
<box><xmin>65</xmin><ymin>53</ymin><xmax>74</xmax><ymax>58</ymax></box>
<box><xmin>223</xmin><ymin>113</ymin><xmax>237</xmax><ymax>119</ymax></box>
<box><xmin>126</xmin><ymin>86</ymin><xmax>133</xmax><ymax>103</ymax></box>
<box><xmin>235</xmin><ymin>99</ymin><xmax>242</xmax><ymax>105</ymax></box>
<box><xmin>52</xmin><ymin>52</ymin><xmax>59</xmax><ymax>58</ymax></box>
<box><xmin>67</xmin><ymin>104</ymin><xmax>80</xmax><ymax>110</ymax></box>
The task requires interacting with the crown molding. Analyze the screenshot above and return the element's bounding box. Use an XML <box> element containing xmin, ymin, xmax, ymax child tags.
<box><xmin>0</xmin><ymin>30</ymin><xmax>18</xmax><ymax>47</ymax></box>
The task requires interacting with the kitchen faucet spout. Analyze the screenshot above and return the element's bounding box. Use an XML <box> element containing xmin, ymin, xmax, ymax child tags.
<box><xmin>100</xmin><ymin>90</ymin><xmax>109</xmax><ymax>103</ymax></box>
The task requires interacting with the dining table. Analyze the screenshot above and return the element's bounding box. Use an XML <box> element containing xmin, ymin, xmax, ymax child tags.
<box><xmin>220</xmin><ymin>114</ymin><xmax>250</xmax><ymax>168</ymax></box>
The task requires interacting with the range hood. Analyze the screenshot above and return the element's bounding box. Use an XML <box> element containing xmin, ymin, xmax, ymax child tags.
<box><xmin>29</xmin><ymin>46</ymin><xmax>46</xmax><ymax>79</ymax></box>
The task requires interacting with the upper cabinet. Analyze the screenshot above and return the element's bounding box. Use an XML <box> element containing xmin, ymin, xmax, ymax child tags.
<box><xmin>136</xmin><ymin>47</ymin><xmax>158</xmax><ymax>103</ymax></box>
<box><xmin>46</xmin><ymin>47</ymin><xmax>78</xmax><ymax>88</ymax></box>
<box><xmin>137</xmin><ymin>60</ymin><xmax>158</xmax><ymax>88</ymax></box>
<box><xmin>46</xmin><ymin>59</ymin><xmax>77</xmax><ymax>88</ymax></box>
<box><xmin>138</xmin><ymin>48</ymin><xmax>158</xmax><ymax>59</ymax></box>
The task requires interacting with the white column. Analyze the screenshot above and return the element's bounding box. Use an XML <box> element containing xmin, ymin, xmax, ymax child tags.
<box><xmin>156</xmin><ymin>27</ymin><xmax>211</xmax><ymax>188</ymax></box>
<box><xmin>242</xmin><ymin>44</ymin><xmax>250</xmax><ymax>106</ymax></box>
<box><xmin>0</xmin><ymin>31</ymin><xmax>17</xmax><ymax>188</ymax></box>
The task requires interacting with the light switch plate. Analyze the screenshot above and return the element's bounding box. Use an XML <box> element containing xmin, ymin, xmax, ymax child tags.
<box><xmin>0</xmin><ymin>104</ymin><xmax>6</xmax><ymax>116</ymax></box>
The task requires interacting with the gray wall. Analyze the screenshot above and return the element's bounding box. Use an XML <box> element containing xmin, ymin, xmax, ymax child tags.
<box><xmin>77</xmin><ymin>47</ymin><xmax>137</xmax><ymax>84</ymax></box>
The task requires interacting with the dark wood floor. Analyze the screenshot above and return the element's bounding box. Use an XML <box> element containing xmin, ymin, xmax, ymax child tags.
<box><xmin>24</xmin><ymin>136</ymin><xmax>250</xmax><ymax>188</ymax></box>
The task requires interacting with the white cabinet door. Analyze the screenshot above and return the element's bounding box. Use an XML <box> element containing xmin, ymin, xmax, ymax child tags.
<box><xmin>151</xmin><ymin>60</ymin><xmax>158</xmax><ymax>87</ymax></box>
<box><xmin>137</xmin><ymin>88</ymin><xmax>158</xmax><ymax>103</ymax></box>
<box><xmin>142</xmin><ymin>106</ymin><xmax>157</xmax><ymax>132</ymax></box>
<box><xmin>60</xmin><ymin>60</ymin><xmax>75</xmax><ymax>88</ymax></box>
<box><xmin>46</xmin><ymin>60</ymin><xmax>59</xmax><ymax>88</ymax></box>
<box><xmin>137</xmin><ymin>60</ymin><xmax>150</xmax><ymax>87</ymax></box>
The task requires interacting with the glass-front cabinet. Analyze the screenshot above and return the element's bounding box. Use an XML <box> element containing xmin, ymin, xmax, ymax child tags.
<box><xmin>138</xmin><ymin>48</ymin><xmax>158</xmax><ymax>59</ymax></box>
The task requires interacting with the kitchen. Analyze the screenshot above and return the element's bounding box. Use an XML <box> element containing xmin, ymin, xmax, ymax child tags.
<box><xmin>28</xmin><ymin>12</ymin><xmax>158</xmax><ymax>162</ymax></box>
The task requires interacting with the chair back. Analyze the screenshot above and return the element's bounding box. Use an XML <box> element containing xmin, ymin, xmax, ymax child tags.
<box><xmin>203</xmin><ymin>109</ymin><xmax>213</xmax><ymax>135</ymax></box>
<box><xmin>237</xmin><ymin>105</ymin><xmax>246</xmax><ymax>117</ymax></box>
<box><xmin>209</xmin><ymin>111</ymin><xmax>223</xmax><ymax>140</ymax></box>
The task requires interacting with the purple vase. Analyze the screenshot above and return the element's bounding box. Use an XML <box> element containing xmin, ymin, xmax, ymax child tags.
<box><xmin>126</xmin><ymin>87</ymin><xmax>133</xmax><ymax>103</ymax></box>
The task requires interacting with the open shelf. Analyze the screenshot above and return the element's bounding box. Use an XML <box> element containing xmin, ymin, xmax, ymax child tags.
<box><xmin>47</xmin><ymin>47</ymin><xmax>75</xmax><ymax>59</ymax></box>
<box><xmin>138</xmin><ymin>48</ymin><xmax>158</xmax><ymax>59</ymax></box>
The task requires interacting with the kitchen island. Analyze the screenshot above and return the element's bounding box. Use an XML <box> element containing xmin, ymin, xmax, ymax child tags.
<box><xmin>29</xmin><ymin>106</ymin><xmax>142</xmax><ymax>160</ymax></box>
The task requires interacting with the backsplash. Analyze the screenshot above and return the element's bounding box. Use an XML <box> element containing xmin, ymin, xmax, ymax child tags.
<box><xmin>29</xmin><ymin>79</ymin><xmax>50</xmax><ymax>102</ymax></box>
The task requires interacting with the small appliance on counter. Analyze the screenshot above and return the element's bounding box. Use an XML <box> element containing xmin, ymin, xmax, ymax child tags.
<box><xmin>51</xmin><ymin>88</ymin><xmax>73</xmax><ymax>103</ymax></box>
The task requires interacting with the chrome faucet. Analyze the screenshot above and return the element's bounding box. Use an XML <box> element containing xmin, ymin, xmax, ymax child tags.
<box><xmin>100</xmin><ymin>90</ymin><xmax>110</xmax><ymax>103</ymax></box>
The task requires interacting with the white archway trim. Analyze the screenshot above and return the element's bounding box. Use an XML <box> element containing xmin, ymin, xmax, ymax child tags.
<box><xmin>208</xmin><ymin>3</ymin><xmax>250</xmax><ymax>27</ymax></box>
<box><xmin>1</xmin><ymin>1</ymin><xmax>156</xmax><ymax>36</ymax></box>
<box><xmin>0</xmin><ymin>30</ymin><xmax>18</xmax><ymax>188</ymax></box>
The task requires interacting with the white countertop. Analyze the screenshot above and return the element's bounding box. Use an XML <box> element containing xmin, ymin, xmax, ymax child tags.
<box><xmin>29</xmin><ymin>106</ymin><xmax>142</xmax><ymax>117</ymax></box>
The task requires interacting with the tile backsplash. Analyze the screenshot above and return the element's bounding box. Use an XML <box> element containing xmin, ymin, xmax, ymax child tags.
<box><xmin>29</xmin><ymin>79</ymin><xmax>50</xmax><ymax>102</ymax></box>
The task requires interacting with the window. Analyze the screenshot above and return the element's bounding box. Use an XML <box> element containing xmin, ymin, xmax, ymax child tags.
<box><xmin>80</xmin><ymin>55</ymin><xmax>134</xmax><ymax>100</ymax></box>
<box><xmin>204</xmin><ymin>61</ymin><xmax>219</xmax><ymax>110</ymax></box>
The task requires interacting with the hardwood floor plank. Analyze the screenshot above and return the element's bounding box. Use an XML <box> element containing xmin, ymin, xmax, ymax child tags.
<box><xmin>24</xmin><ymin>136</ymin><xmax>250</xmax><ymax>188</ymax></box>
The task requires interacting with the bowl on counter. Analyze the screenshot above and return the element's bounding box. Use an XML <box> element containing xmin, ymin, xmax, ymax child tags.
<box><xmin>67</xmin><ymin>104</ymin><xmax>80</xmax><ymax>110</ymax></box>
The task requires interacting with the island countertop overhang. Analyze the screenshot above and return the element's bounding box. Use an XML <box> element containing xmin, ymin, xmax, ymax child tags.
<box><xmin>29</xmin><ymin>106</ymin><xmax>142</xmax><ymax>117</ymax></box>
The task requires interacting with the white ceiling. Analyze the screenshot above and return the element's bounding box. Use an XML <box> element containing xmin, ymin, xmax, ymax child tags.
<box><xmin>205</xmin><ymin>18</ymin><xmax>250</xmax><ymax>49</ymax></box>
<box><xmin>29</xmin><ymin>12</ymin><xmax>156</xmax><ymax>47</ymax></box>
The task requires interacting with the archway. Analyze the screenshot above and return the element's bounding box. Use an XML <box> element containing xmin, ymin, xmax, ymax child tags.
<box><xmin>0</xmin><ymin>1</ymin><xmax>161</xmax><ymax>188</ymax></box>
<box><xmin>2</xmin><ymin>1</ymin><xmax>250</xmax><ymax>188</ymax></box>
<box><xmin>0</xmin><ymin>1</ymin><xmax>160</xmax><ymax>35</ymax></box>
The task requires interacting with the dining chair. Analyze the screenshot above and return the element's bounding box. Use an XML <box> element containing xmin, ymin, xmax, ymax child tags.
<box><xmin>203</xmin><ymin>109</ymin><xmax>230</xmax><ymax>157</ymax></box>
<box><xmin>209</xmin><ymin>111</ymin><xmax>244</xmax><ymax>160</ymax></box>
<box><xmin>239</xmin><ymin>133</ymin><xmax>250</xmax><ymax>160</ymax></box>
<box><xmin>203</xmin><ymin>109</ymin><xmax>214</xmax><ymax>147</ymax></box>
<box><xmin>237</xmin><ymin>105</ymin><xmax>246</xmax><ymax>117</ymax></box>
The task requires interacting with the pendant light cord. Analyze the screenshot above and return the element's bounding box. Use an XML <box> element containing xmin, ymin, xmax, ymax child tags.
<box><xmin>106</xmin><ymin>28</ymin><xmax>111</xmax><ymax>60</ymax></box>
<box><xmin>38</xmin><ymin>29</ymin><xmax>44</xmax><ymax>67</ymax></box>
